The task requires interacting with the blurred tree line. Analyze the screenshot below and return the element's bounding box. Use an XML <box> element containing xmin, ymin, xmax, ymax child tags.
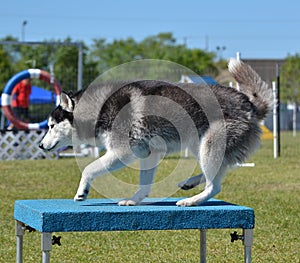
<box><xmin>89</xmin><ymin>33</ymin><xmax>218</xmax><ymax>77</ymax></box>
<box><xmin>0</xmin><ymin>35</ymin><xmax>98</xmax><ymax>92</ymax></box>
<box><xmin>281</xmin><ymin>54</ymin><xmax>300</xmax><ymax>106</ymax></box>
<box><xmin>0</xmin><ymin>33</ymin><xmax>218</xmax><ymax>93</ymax></box>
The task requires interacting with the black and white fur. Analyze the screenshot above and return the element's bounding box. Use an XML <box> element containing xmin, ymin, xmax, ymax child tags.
<box><xmin>39</xmin><ymin>59</ymin><xmax>272</xmax><ymax>206</ymax></box>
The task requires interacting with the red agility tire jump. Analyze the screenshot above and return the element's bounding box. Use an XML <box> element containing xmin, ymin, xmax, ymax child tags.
<box><xmin>1</xmin><ymin>69</ymin><xmax>61</xmax><ymax>130</ymax></box>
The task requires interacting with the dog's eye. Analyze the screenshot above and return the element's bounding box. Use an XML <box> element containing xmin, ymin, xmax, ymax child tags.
<box><xmin>49</xmin><ymin>124</ymin><xmax>55</xmax><ymax>129</ymax></box>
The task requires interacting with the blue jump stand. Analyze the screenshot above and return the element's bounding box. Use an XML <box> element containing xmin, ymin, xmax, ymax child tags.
<box><xmin>14</xmin><ymin>198</ymin><xmax>254</xmax><ymax>263</ymax></box>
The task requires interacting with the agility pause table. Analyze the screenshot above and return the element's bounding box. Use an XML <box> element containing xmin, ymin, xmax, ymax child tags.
<box><xmin>14</xmin><ymin>198</ymin><xmax>254</xmax><ymax>263</ymax></box>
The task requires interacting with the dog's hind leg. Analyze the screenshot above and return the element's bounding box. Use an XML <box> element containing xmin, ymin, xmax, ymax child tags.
<box><xmin>118</xmin><ymin>152</ymin><xmax>161</xmax><ymax>206</ymax></box>
<box><xmin>177</xmin><ymin>173</ymin><xmax>206</xmax><ymax>190</ymax></box>
<box><xmin>74</xmin><ymin>151</ymin><xmax>134</xmax><ymax>201</ymax></box>
<box><xmin>176</xmin><ymin>164</ymin><xmax>227</xmax><ymax>207</ymax></box>
<box><xmin>176</xmin><ymin>127</ymin><xmax>228</xmax><ymax>207</ymax></box>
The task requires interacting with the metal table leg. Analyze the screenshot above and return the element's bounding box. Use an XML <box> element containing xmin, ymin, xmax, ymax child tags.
<box><xmin>200</xmin><ymin>229</ymin><xmax>207</xmax><ymax>263</ymax></box>
<box><xmin>41</xmin><ymin>232</ymin><xmax>52</xmax><ymax>263</ymax></box>
<box><xmin>243</xmin><ymin>229</ymin><xmax>253</xmax><ymax>263</ymax></box>
<box><xmin>16</xmin><ymin>220</ymin><xmax>25</xmax><ymax>263</ymax></box>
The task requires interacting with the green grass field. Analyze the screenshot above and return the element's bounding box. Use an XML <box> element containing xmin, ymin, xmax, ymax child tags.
<box><xmin>0</xmin><ymin>132</ymin><xmax>299</xmax><ymax>262</ymax></box>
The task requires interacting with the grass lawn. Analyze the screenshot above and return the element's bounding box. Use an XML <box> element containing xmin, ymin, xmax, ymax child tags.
<box><xmin>0</xmin><ymin>132</ymin><xmax>299</xmax><ymax>262</ymax></box>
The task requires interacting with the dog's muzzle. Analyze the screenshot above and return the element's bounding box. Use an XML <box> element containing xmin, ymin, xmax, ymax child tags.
<box><xmin>39</xmin><ymin>141</ymin><xmax>59</xmax><ymax>151</ymax></box>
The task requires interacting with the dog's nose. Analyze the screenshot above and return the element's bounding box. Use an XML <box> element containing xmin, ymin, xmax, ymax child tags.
<box><xmin>39</xmin><ymin>143</ymin><xmax>45</xmax><ymax>150</ymax></box>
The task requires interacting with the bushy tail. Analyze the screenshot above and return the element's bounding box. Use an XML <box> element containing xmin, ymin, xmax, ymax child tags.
<box><xmin>228</xmin><ymin>58</ymin><xmax>273</xmax><ymax>120</ymax></box>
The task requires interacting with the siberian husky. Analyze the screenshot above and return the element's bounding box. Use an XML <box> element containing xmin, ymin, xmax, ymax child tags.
<box><xmin>39</xmin><ymin>59</ymin><xmax>272</xmax><ymax>206</ymax></box>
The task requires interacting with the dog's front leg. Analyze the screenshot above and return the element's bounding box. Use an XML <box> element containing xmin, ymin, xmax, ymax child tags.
<box><xmin>74</xmin><ymin>151</ymin><xmax>133</xmax><ymax>201</ymax></box>
<box><xmin>118</xmin><ymin>152</ymin><xmax>160</xmax><ymax>206</ymax></box>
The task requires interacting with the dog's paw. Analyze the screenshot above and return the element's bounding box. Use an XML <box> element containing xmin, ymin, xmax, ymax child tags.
<box><xmin>178</xmin><ymin>174</ymin><xmax>204</xmax><ymax>190</ymax></box>
<box><xmin>118</xmin><ymin>199</ymin><xmax>138</xmax><ymax>206</ymax></box>
<box><xmin>73</xmin><ymin>190</ymin><xmax>89</xmax><ymax>202</ymax></box>
<box><xmin>176</xmin><ymin>198</ymin><xmax>198</xmax><ymax>207</ymax></box>
<box><xmin>74</xmin><ymin>194</ymin><xmax>86</xmax><ymax>201</ymax></box>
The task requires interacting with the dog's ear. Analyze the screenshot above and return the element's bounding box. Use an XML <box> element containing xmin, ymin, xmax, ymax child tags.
<box><xmin>60</xmin><ymin>92</ymin><xmax>74</xmax><ymax>112</ymax></box>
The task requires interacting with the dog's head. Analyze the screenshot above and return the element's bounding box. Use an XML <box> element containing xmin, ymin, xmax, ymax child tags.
<box><xmin>39</xmin><ymin>93</ymin><xmax>75</xmax><ymax>151</ymax></box>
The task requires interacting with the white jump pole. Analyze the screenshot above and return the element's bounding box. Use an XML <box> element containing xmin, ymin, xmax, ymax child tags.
<box><xmin>292</xmin><ymin>102</ymin><xmax>297</xmax><ymax>137</ymax></box>
<box><xmin>184</xmin><ymin>148</ymin><xmax>189</xmax><ymax>158</ymax></box>
<box><xmin>272</xmin><ymin>81</ymin><xmax>278</xmax><ymax>159</ymax></box>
